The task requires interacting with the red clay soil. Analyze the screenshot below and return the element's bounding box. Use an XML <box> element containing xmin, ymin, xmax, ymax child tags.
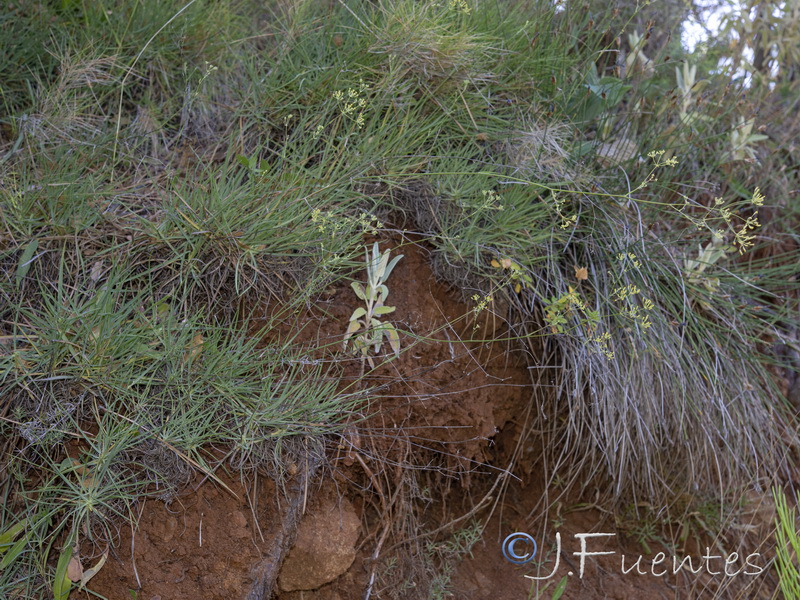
<box><xmin>84</xmin><ymin>238</ymin><xmax>782</xmax><ymax>600</ymax></box>
<box><xmin>85</xmin><ymin>472</ymin><xmax>278</xmax><ymax>600</ymax></box>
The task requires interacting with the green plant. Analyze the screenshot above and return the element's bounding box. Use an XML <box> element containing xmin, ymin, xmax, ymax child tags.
<box><xmin>1</xmin><ymin>0</ymin><xmax>799</xmax><ymax>598</ymax></box>
<box><xmin>425</xmin><ymin>522</ymin><xmax>483</xmax><ymax>599</ymax></box>
<box><xmin>344</xmin><ymin>243</ymin><xmax>403</xmax><ymax>368</ymax></box>
<box><xmin>774</xmin><ymin>486</ymin><xmax>800</xmax><ymax>600</ymax></box>
<box><xmin>723</xmin><ymin>116</ymin><xmax>770</xmax><ymax>164</ymax></box>
<box><xmin>528</xmin><ymin>575</ymin><xmax>568</xmax><ymax>600</ymax></box>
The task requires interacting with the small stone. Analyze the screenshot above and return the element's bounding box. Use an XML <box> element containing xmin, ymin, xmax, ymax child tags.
<box><xmin>278</xmin><ymin>498</ymin><xmax>360</xmax><ymax>592</ymax></box>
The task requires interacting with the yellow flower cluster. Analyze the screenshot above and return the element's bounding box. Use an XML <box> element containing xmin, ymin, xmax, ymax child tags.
<box><xmin>333</xmin><ymin>79</ymin><xmax>370</xmax><ymax>129</ymax></box>
<box><xmin>588</xmin><ymin>331</ymin><xmax>615</xmax><ymax>359</ymax></box>
<box><xmin>311</xmin><ymin>209</ymin><xmax>383</xmax><ymax>240</ymax></box>
<box><xmin>448</xmin><ymin>0</ymin><xmax>471</xmax><ymax>14</ymax></box>
<box><xmin>616</xmin><ymin>252</ymin><xmax>642</xmax><ymax>272</ymax></box>
<box><xmin>612</xmin><ymin>283</ymin><xmax>653</xmax><ymax>329</ymax></box>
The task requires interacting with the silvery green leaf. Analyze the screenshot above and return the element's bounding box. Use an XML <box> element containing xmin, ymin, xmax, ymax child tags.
<box><xmin>377</xmin><ymin>250</ymin><xmax>390</xmax><ymax>278</ymax></box>
<box><xmin>369</xmin><ymin>243</ymin><xmax>381</xmax><ymax>273</ymax></box>
<box><xmin>383</xmin><ymin>254</ymin><xmax>404</xmax><ymax>280</ymax></box>
<box><xmin>351</xmin><ymin>281</ymin><xmax>366</xmax><ymax>300</ymax></box>
<box><xmin>349</xmin><ymin>307</ymin><xmax>367</xmax><ymax>321</ymax></box>
<box><xmin>383</xmin><ymin>323</ymin><xmax>400</xmax><ymax>356</ymax></box>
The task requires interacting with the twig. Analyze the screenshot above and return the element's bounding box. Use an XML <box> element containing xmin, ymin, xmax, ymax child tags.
<box><xmin>245</xmin><ymin>456</ymin><xmax>320</xmax><ymax>600</ymax></box>
<box><xmin>131</xmin><ymin>499</ymin><xmax>146</xmax><ymax>590</ymax></box>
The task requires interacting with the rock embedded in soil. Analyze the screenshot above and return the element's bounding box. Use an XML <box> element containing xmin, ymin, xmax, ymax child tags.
<box><xmin>278</xmin><ymin>497</ymin><xmax>361</xmax><ymax>592</ymax></box>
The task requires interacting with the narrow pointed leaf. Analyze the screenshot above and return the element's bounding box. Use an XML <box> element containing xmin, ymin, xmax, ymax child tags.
<box><xmin>15</xmin><ymin>239</ymin><xmax>39</xmax><ymax>287</ymax></box>
<box><xmin>551</xmin><ymin>576</ymin><xmax>569</xmax><ymax>600</ymax></box>
<box><xmin>367</xmin><ymin>245</ymin><xmax>379</xmax><ymax>277</ymax></box>
<box><xmin>0</xmin><ymin>534</ymin><xmax>29</xmax><ymax>570</ymax></box>
<box><xmin>79</xmin><ymin>549</ymin><xmax>108</xmax><ymax>589</ymax></box>
<box><xmin>383</xmin><ymin>254</ymin><xmax>404</xmax><ymax>280</ymax></box>
<box><xmin>0</xmin><ymin>519</ymin><xmax>27</xmax><ymax>549</ymax></box>
<box><xmin>53</xmin><ymin>545</ymin><xmax>74</xmax><ymax>600</ymax></box>
<box><xmin>377</xmin><ymin>250</ymin><xmax>391</xmax><ymax>278</ymax></box>
<box><xmin>373</xmin><ymin>305</ymin><xmax>395</xmax><ymax>315</ymax></box>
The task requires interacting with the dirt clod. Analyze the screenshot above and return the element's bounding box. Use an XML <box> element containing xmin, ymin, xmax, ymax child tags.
<box><xmin>278</xmin><ymin>496</ymin><xmax>361</xmax><ymax>592</ymax></box>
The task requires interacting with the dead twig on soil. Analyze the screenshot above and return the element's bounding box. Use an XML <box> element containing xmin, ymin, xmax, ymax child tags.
<box><xmin>245</xmin><ymin>453</ymin><xmax>320</xmax><ymax>600</ymax></box>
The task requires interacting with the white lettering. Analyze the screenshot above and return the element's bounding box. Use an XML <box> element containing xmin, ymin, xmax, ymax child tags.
<box><xmin>573</xmin><ymin>533</ymin><xmax>615</xmax><ymax>578</ymax></box>
<box><xmin>672</xmin><ymin>554</ymin><xmax>703</xmax><ymax>575</ymax></box>
<box><xmin>724</xmin><ymin>552</ymin><xmax>740</xmax><ymax>576</ymax></box>
<box><xmin>702</xmin><ymin>548</ymin><xmax>722</xmax><ymax>575</ymax></box>
<box><xmin>650</xmin><ymin>552</ymin><xmax>667</xmax><ymax>576</ymax></box>
<box><xmin>743</xmin><ymin>553</ymin><xmax>765</xmax><ymax>576</ymax></box>
<box><xmin>621</xmin><ymin>554</ymin><xmax>646</xmax><ymax>575</ymax></box>
<box><xmin>524</xmin><ymin>533</ymin><xmax>561</xmax><ymax>581</ymax></box>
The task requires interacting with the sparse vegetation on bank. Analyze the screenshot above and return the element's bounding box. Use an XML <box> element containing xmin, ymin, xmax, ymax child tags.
<box><xmin>1</xmin><ymin>1</ymin><xmax>798</xmax><ymax>598</ymax></box>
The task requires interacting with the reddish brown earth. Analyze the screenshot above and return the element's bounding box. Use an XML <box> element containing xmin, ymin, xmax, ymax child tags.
<box><xmin>85</xmin><ymin>238</ymin><xmax>783</xmax><ymax>600</ymax></box>
<box><xmin>87</xmin><ymin>472</ymin><xmax>278</xmax><ymax>600</ymax></box>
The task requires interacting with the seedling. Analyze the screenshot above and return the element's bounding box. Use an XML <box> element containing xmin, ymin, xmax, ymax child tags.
<box><xmin>344</xmin><ymin>243</ymin><xmax>403</xmax><ymax>368</ymax></box>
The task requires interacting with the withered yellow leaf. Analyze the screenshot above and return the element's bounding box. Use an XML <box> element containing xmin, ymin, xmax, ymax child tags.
<box><xmin>187</xmin><ymin>334</ymin><xmax>204</xmax><ymax>360</ymax></box>
<box><xmin>67</xmin><ymin>555</ymin><xmax>83</xmax><ymax>583</ymax></box>
<box><xmin>574</xmin><ymin>266</ymin><xmax>588</xmax><ymax>281</ymax></box>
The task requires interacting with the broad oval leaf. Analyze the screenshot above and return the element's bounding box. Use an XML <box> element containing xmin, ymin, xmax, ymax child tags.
<box><xmin>383</xmin><ymin>322</ymin><xmax>401</xmax><ymax>356</ymax></box>
<box><xmin>351</xmin><ymin>282</ymin><xmax>366</xmax><ymax>300</ymax></box>
<box><xmin>349</xmin><ymin>307</ymin><xmax>367</xmax><ymax>321</ymax></box>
